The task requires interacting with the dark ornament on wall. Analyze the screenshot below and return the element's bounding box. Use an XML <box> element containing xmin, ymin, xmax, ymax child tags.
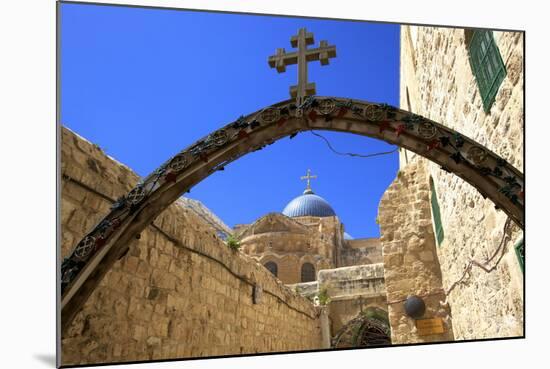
<box><xmin>404</xmin><ymin>295</ymin><xmax>426</xmax><ymax>319</ymax></box>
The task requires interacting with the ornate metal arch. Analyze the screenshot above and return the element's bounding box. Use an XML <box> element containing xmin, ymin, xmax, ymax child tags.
<box><xmin>60</xmin><ymin>97</ymin><xmax>524</xmax><ymax>333</ymax></box>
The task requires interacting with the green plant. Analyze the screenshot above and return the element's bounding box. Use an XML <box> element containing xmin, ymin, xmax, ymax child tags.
<box><xmin>317</xmin><ymin>288</ymin><xmax>331</xmax><ymax>306</ymax></box>
<box><xmin>226</xmin><ymin>234</ymin><xmax>240</xmax><ymax>251</ymax></box>
<box><xmin>375</xmin><ymin>216</ymin><xmax>380</xmax><ymax>225</ymax></box>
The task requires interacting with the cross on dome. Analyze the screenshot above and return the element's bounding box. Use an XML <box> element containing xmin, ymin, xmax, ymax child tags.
<box><xmin>300</xmin><ymin>169</ymin><xmax>318</xmax><ymax>193</ymax></box>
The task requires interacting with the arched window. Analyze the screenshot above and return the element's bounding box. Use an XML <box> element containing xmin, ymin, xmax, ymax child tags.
<box><xmin>301</xmin><ymin>262</ymin><xmax>315</xmax><ymax>282</ymax></box>
<box><xmin>264</xmin><ymin>261</ymin><xmax>278</xmax><ymax>277</ymax></box>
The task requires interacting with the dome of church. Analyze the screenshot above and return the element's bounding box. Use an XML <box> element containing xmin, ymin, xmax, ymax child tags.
<box><xmin>282</xmin><ymin>188</ymin><xmax>337</xmax><ymax>218</ymax></box>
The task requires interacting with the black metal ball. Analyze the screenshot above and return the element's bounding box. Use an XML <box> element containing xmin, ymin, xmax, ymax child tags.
<box><xmin>404</xmin><ymin>295</ymin><xmax>426</xmax><ymax>318</ymax></box>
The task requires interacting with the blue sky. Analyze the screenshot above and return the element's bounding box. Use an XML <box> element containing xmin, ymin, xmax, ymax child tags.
<box><xmin>60</xmin><ymin>3</ymin><xmax>400</xmax><ymax>238</ymax></box>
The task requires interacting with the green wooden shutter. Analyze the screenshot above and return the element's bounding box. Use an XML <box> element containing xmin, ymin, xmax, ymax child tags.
<box><xmin>514</xmin><ymin>238</ymin><xmax>524</xmax><ymax>273</ymax></box>
<box><xmin>430</xmin><ymin>178</ymin><xmax>445</xmax><ymax>246</ymax></box>
<box><xmin>468</xmin><ymin>30</ymin><xmax>507</xmax><ymax>112</ymax></box>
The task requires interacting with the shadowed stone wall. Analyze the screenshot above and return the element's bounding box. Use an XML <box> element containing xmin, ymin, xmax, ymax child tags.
<box><xmin>399</xmin><ymin>26</ymin><xmax>524</xmax><ymax>340</ymax></box>
<box><xmin>60</xmin><ymin>127</ymin><xmax>322</xmax><ymax>366</ymax></box>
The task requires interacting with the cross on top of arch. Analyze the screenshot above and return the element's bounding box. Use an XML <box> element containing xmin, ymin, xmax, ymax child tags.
<box><xmin>268</xmin><ymin>28</ymin><xmax>337</xmax><ymax>106</ymax></box>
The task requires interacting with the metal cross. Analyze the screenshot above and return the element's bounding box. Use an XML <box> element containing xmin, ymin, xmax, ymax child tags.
<box><xmin>300</xmin><ymin>169</ymin><xmax>318</xmax><ymax>191</ymax></box>
<box><xmin>268</xmin><ymin>28</ymin><xmax>337</xmax><ymax>106</ymax></box>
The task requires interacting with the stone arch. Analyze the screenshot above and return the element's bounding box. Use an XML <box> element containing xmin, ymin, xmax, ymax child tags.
<box><xmin>61</xmin><ymin>96</ymin><xmax>523</xmax><ymax>334</ymax></box>
<box><xmin>332</xmin><ymin>307</ymin><xmax>391</xmax><ymax>348</ymax></box>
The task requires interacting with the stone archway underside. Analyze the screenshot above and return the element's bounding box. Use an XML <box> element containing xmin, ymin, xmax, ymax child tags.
<box><xmin>61</xmin><ymin>96</ymin><xmax>524</xmax><ymax>334</ymax></box>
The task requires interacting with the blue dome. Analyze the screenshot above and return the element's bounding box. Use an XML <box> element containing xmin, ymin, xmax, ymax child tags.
<box><xmin>282</xmin><ymin>190</ymin><xmax>336</xmax><ymax>217</ymax></box>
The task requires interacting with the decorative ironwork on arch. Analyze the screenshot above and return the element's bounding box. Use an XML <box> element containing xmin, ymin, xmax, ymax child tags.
<box><xmin>60</xmin><ymin>96</ymin><xmax>524</xmax><ymax>334</ymax></box>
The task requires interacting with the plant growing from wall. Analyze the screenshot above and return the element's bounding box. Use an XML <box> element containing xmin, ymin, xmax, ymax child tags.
<box><xmin>226</xmin><ymin>234</ymin><xmax>241</xmax><ymax>251</ymax></box>
<box><xmin>317</xmin><ymin>288</ymin><xmax>331</xmax><ymax>306</ymax></box>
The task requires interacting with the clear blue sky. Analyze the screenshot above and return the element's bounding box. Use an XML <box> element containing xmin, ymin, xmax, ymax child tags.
<box><xmin>60</xmin><ymin>3</ymin><xmax>400</xmax><ymax>238</ymax></box>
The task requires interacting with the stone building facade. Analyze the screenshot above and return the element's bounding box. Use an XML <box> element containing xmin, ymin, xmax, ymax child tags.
<box><xmin>236</xmin><ymin>182</ymin><xmax>390</xmax><ymax>345</ymax></box>
<box><xmin>237</xmin><ymin>186</ymin><xmax>384</xmax><ymax>285</ymax></box>
<box><xmin>60</xmin><ymin>127</ymin><xmax>323</xmax><ymax>365</ymax></box>
<box><xmin>386</xmin><ymin>25</ymin><xmax>524</xmax><ymax>342</ymax></box>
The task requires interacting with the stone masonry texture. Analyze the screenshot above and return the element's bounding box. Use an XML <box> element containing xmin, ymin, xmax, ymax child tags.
<box><xmin>378</xmin><ymin>161</ymin><xmax>454</xmax><ymax>344</ymax></box>
<box><xmin>60</xmin><ymin>127</ymin><xmax>322</xmax><ymax>366</ymax></box>
<box><xmin>399</xmin><ymin>26</ymin><xmax>524</xmax><ymax>340</ymax></box>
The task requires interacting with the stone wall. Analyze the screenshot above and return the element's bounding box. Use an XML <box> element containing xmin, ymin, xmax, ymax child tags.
<box><xmin>399</xmin><ymin>26</ymin><xmax>524</xmax><ymax>339</ymax></box>
<box><xmin>340</xmin><ymin>238</ymin><xmax>383</xmax><ymax>266</ymax></box>
<box><xmin>60</xmin><ymin>127</ymin><xmax>322</xmax><ymax>366</ymax></box>
<box><xmin>317</xmin><ymin>264</ymin><xmax>387</xmax><ymax>333</ymax></box>
<box><xmin>378</xmin><ymin>161</ymin><xmax>454</xmax><ymax>344</ymax></box>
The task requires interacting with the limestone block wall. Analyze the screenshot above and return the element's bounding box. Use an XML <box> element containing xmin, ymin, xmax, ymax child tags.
<box><xmin>287</xmin><ymin>281</ymin><xmax>319</xmax><ymax>301</ymax></box>
<box><xmin>399</xmin><ymin>26</ymin><xmax>524</xmax><ymax>339</ymax></box>
<box><xmin>317</xmin><ymin>264</ymin><xmax>387</xmax><ymax>333</ymax></box>
<box><xmin>318</xmin><ymin>264</ymin><xmax>385</xmax><ymax>300</ymax></box>
<box><xmin>378</xmin><ymin>161</ymin><xmax>454</xmax><ymax>344</ymax></box>
<box><xmin>340</xmin><ymin>238</ymin><xmax>383</xmax><ymax>266</ymax></box>
<box><xmin>328</xmin><ymin>296</ymin><xmax>388</xmax><ymax>334</ymax></box>
<box><xmin>60</xmin><ymin>127</ymin><xmax>322</xmax><ymax>366</ymax></box>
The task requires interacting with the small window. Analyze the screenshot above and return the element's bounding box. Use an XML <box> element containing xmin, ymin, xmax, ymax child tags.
<box><xmin>264</xmin><ymin>261</ymin><xmax>278</xmax><ymax>277</ymax></box>
<box><xmin>514</xmin><ymin>238</ymin><xmax>524</xmax><ymax>273</ymax></box>
<box><xmin>467</xmin><ymin>30</ymin><xmax>507</xmax><ymax>112</ymax></box>
<box><xmin>430</xmin><ymin>178</ymin><xmax>445</xmax><ymax>246</ymax></box>
<box><xmin>301</xmin><ymin>263</ymin><xmax>316</xmax><ymax>282</ymax></box>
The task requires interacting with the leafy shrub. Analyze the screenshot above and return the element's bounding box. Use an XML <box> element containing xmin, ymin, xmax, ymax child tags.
<box><xmin>226</xmin><ymin>234</ymin><xmax>240</xmax><ymax>251</ymax></box>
